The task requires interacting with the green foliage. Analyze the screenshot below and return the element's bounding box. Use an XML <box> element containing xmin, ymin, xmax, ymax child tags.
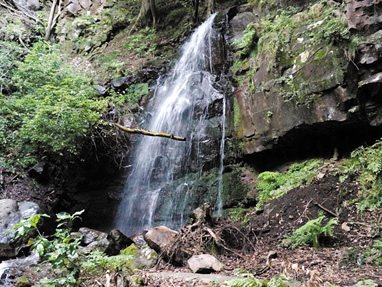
<box><xmin>0</xmin><ymin>41</ymin><xmax>110</xmax><ymax>169</ymax></box>
<box><xmin>228</xmin><ymin>206</ymin><xmax>249</xmax><ymax>225</ymax></box>
<box><xmin>256</xmin><ymin>171</ymin><xmax>287</xmax><ymax>209</ymax></box>
<box><xmin>6</xmin><ymin>213</ymin><xmax>49</xmax><ymax>243</ymax></box>
<box><xmin>107</xmin><ymin>82</ymin><xmax>149</xmax><ymax>118</ymax></box>
<box><xmin>225</xmin><ymin>278</ymin><xmax>262</xmax><ymax>287</ymax></box>
<box><xmin>98</xmin><ymin>51</ymin><xmax>126</xmax><ymax>79</ymax></box>
<box><xmin>286</xmin><ymin>213</ymin><xmax>338</xmax><ymax>249</ymax></box>
<box><xmin>225</xmin><ymin>270</ymin><xmax>288</xmax><ymax>287</ymax></box>
<box><xmin>80</xmin><ymin>251</ymin><xmax>134</xmax><ymax>274</ymax></box>
<box><xmin>337</xmin><ymin>139</ymin><xmax>382</xmax><ymax>210</ymax></box>
<box><xmin>346</xmin><ymin>240</ymin><xmax>382</xmax><ymax>266</ymax></box>
<box><xmin>9</xmin><ymin>210</ymin><xmax>84</xmax><ymax>286</ymax></box>
<box><xmin>125</xmin><ymin>27</ymin><xmax>157</xmax><ymax>56</ymax></box>
<box><xmin>256</xmin><ymin>159</ymin><xmax>322</xmax><ymax>209</ymax></box>
<box><xmin>356</xmin><ymin>279</ymin><xmax>377</xmax><ymax>287</ymax></box>
<box><xmin>232</xmin><ymin>23</ymin><xmax>257</xmax><ymax>57</ymax></box>
<box><xmin>0</xmin><ymin>41</ymin><xmax>28</xmax><ymax>93</ymax></box>
<box><xmin>226</xmin><ymin>268</ymin><xmax>262</xmax><ymax>287</ymax></box>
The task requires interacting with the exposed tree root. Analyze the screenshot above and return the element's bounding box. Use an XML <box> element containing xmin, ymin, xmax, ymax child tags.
<box><xmin>163</xmin><ymin>208</ymin><xmax>257</xmax><ymax>264</ymax></box>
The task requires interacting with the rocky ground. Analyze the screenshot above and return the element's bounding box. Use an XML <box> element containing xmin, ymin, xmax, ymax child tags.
<box><xmin>137</xmin><ymin>173</ymin><xmax>382</xmax><ymax>286</ymax></box>
<box><xmin>1</xmin><ymin>161</ymin><xmax>381</xmax><ymax>287</ymax></box>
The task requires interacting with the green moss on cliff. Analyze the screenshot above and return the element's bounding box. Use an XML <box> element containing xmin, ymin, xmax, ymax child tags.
<box><xmin>232</xmin><ymin>0</ymin><xmax>358</xmax><ymax>106</ymax></box>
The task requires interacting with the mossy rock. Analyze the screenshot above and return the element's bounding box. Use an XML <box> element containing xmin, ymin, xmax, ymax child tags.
<box><xmin>15</xmin><ymin>276</ymin><xmax>31</xmax><ymax>287</ymax></box>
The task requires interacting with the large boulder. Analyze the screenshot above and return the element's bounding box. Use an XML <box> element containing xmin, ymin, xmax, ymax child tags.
<box><xmin>13</xmin><ymin>0</ymin><xmax>40</xmax><ymax>11</ymax></box>
<box><xmin>0</xmin><ymin>199</ymin><xmax>40</xmax><ymax>259</ymax></box>
<box><xmin>143</xmin><ymin>226</ymin><xmax>179</xmax><ymax>254</ymax></box>
<box><xmin>187</xmin><ymin>254</ymin><xmax>224</xmax><ymax>273</ymax></box>
<box><xmin>0</xmin><ymin>199</ymin><xmax>19</xmax><ymax>244</ymax></box>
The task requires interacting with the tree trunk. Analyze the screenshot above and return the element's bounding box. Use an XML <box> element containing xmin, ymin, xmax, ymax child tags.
<box><xmin>129</xmin><ymin>0</ymin><xmax>157</xmax><ymax>34</ymax></box>
<box><xmin>207</xmin><ymin>0</ymin><xmax>215</xmax><ymax>15</ymax></box>
<box><xmin>194</xmin><ymin>0</ymin><xmax>199</xmax><ymax>23</ymax></box>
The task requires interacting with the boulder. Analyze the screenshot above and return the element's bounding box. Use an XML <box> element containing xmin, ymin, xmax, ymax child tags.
<box><xmin>346</xmin><ymin>0</ymin><xmax>382</xmax><ymax>34</ymax></box>
<box><xmin>0</xmin><ymin>199</ymin><xmax>40</xmax><ymax>259</ymax></box>
<box><xmin>78</xmin><ymin>238</ymin><xmax>111</xmax><ymax>254</ymax></box>
<box><xmin>106</xmin><ymin>229</ymin><xmax>134</xmax><ymax>255</ymax></box>
<box><xmin>126</xmin><ymin>244</ymin><xmax>158</xmax><ymax>269</ymax></box>
<box><xmin>78</xmin><ymin>227</ymin><xmax>107</xmax><ymax>245</ymax></box>
<box><xmin>229</xmin><ymin>11</ymin><xmax>256</xmax><ymax>42</ymax></box>
<box><xmin>143</xmin><ymin>226</ymin><xmax>179</xmax><ymax>253</ymax></box>
<box><xmin>13</xmin><ymin>0</ymin><xmax>40</xmax><ymax>11</ymax></box>
<box><xmin>0</xmin><ymin>199</ymin><xmax>19</xmax><ymax>244</ymax></box>
<box><xmin>187</xmin><ymin>254</ymin><xmax>224</xmax><ymax>273</ymax></box>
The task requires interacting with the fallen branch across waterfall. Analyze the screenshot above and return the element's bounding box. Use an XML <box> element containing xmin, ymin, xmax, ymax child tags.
<box><xmin>113</xmin><ymin>123</ymin><xmax>186</xmax><ymax>141</ymax></box>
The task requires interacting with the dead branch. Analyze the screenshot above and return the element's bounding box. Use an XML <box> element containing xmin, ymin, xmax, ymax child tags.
<box><xmin>114</xmin><ymin>123</ymin><xmax>186</xmax><ymax>141</ymax></box>
<box><xmin>314</xmin><ymin>202</ymin><xmax>338</xmax><ymax>217</ymax></box>
<box><xmin>45</xmin><ymin>0</ymin><xmax>58</xmax><ymax>40</ymax></box>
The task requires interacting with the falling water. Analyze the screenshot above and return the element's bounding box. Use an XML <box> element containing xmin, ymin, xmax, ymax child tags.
<box><xmin>115</xmin><ymin>14</ymin><xmax>226</xmax><ymax>235</ymax></box>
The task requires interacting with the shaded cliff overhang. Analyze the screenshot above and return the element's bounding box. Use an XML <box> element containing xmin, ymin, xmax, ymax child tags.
<box><xmin>228</xmin><ymin>0</ymin><xmax>382</xmax><ymax>168</ymax></box>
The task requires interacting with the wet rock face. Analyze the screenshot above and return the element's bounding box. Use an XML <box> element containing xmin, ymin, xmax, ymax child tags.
<box><xmin>346</xmin><ymin>0</ymin><xmax>382</xmax><ymax>34</ymax></box>
<box><xmin>229</xmin><ymin>2</ymin><xmax>382</xmax><ymax>160</ymax></box>
<box><xmin>0</xmin><ymin>200</ymin><xmax>40</xmax><ymax>244</ymax></box>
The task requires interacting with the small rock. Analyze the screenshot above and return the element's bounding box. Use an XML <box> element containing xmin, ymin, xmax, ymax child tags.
<box><xmin>130</xmin><ymin>233</ymin><xmax>146</xmax><ymax>247</ymax></box>
<box><xmin>79</xmin><ymin>0</ymin><xmax>91</xmax><ymax>9</ymax></box>
<box><xmin>282</xmin><ymin>239</ymin><xmax>292</xmax><ymax>247</ymax></box>
<box><xmin>267</xmin><ymin>250</ymin><xmax>278</xmax><ymax>260</ymax></box>
<box><xmin>341</xmin><ymin>222</ymin><xmax>351</xmax><ymax>232</ymax></box>
<box><xmin>15</xmin><ymin>276</ymin><xmax>31</xmax><ymax>287</ymax></box>
<box><xmin>187</xmin><ymin>254</ymin><xmax>224</xmax><ymax>273</ymax></box>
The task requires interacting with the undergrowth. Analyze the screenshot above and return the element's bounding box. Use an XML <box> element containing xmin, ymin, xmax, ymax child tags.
<box><xmin>224</xmin><ymin>269</ymin><xmax>288</xmax><ymax>287</ymax></box>
<box><xmin>336</xmin><ymin>139</ymin><xmax>382</xmax><ymax>211</ymax></box>
<box><xmin>255</xmin><ymin>159</ymin><xmax>323</xmax><ymax>209</ymax></box>
<box><xmin>0</xmin><ymin>42</ymin><xmax>109</xmax><ymax>169</ymax></box>
<box><xmin>285</xmin><ymin>213</ymin><xmax>338</xmax><ymax>249</ymax></box>
<box><xmin>0</xmin><ymin>41</ymin><xmax>147</xmax><ymax>172</ymax></box>
<box><xmin>346</xmin><ymin>240</ymin><xmax>382</xmax><ymax>266</ymax></box>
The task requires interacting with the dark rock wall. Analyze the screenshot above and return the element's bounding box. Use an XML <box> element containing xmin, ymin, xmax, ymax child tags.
<box><xmin>227</xmin><ymin>0</ymin><xmax>382</xmax><ymax>167</ymax></box>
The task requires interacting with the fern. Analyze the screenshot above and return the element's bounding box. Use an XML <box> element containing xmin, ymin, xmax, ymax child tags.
<box><xmin>225</xmin><ymin>278</ymin><xmax>262</xmax><ymax>287</ymax></box>
<box><xmin>286</xmin><ymin>214</ymin><xmax>338</xmax><ymax>249</ymax></box>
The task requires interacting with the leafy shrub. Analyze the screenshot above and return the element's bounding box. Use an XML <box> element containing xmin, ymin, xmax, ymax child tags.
<box><xmin>337</xmin><ymin>139</ymin><xmax>382</xmax><ymax>210</ymax></box>
<box><xmin>0</xmin><ymin>41</ymin><xmax>28</xmax><ymax>93</ymax></box>
<box><xmin>286</xmin><ymin>213</ymin><xmax>338</xmax><ymax>249</ymax></box>
<box><xmin>356</xmin><ymin>279</ymin><xmax>378</xmax><ymax>287</ymax></box>
<box><xmin>232</xmin><ymin>23</ymin><xmax>257</xmax><ymax>57</ymax></box>
<box><xmin>0</xmin><ymin>41</ymin><xmax>110</xmax><ymax>168</ymax></box>
<box><xmin>9</xmin><ymin>210</ymin><xmax>84</xmax><ymax>287</ymax></box>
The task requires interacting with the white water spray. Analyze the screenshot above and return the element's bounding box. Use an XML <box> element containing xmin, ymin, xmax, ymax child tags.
<box><xmin>115</xmin><ymin>14</ymin><xmax>226</xmax><ymax>235</ymax></box>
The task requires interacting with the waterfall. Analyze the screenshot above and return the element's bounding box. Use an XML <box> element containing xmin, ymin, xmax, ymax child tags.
<box><xmin>115</xmin><ymin>14</ymin><xmax>226</xmax><ymax>236</ymax></box>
